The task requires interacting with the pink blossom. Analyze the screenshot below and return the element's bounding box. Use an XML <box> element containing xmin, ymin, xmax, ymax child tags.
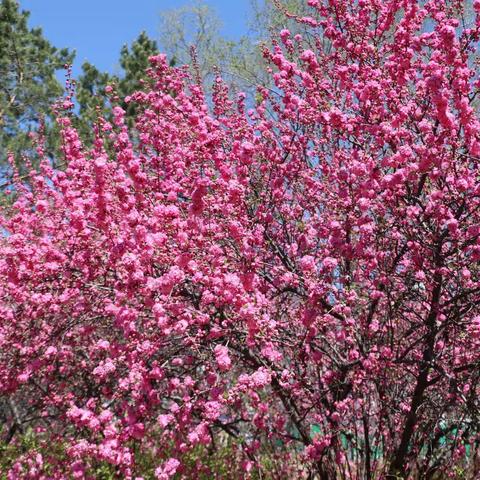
<box><xmin>214</xmin><ymin>345</ymin><xmax>232</xmax><ymax>372</ymax></box>
<box><xmin>155</xmin><ymin>458</ymin><xmax>180</xmax><ymax>479</ymax></box>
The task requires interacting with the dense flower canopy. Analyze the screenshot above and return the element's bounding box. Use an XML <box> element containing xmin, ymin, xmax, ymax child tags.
<box><xmin>2</xmin><ymin>0</ymin><xmax>480</xmax><ymax>478</ymax></box>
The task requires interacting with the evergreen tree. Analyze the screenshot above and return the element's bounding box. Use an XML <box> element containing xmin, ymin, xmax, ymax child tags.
<box><xmin>75</xmin><ymin>31</ymin><xmax>159</xmax><ymax>136</ymax></box>
<box><xmin>0</xmin><ymin>0</ymin><xmax>73</xmax><ymax>170</ymax></box>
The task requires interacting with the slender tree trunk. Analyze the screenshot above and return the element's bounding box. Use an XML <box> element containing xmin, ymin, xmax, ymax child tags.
<box><xmin>388</xmin><ymin>244</ymin><xmax>443</xmax><ymax>478</ymax></box>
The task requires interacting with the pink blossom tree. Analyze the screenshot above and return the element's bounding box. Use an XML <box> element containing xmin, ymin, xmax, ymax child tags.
<box><xmin>2</xmin><ymin>0</ymin><xmax>480</xmax><ymax>478</ymax></box>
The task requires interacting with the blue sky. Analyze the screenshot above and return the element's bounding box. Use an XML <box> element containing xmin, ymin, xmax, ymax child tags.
<box><xmin>20</xmin><ymin>1</ymin><xmax>251</xmax><ymax>75</ymax></box>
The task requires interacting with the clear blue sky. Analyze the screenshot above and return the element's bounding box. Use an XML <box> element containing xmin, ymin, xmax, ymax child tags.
<box><xmin>20</xmin><ymin>1</ymin><xmax>251</xmax><ymax>75</ymax></box>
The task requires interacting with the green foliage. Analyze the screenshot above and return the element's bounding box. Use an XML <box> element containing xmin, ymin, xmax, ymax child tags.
<box><xmin>75</xmin><ymin>31</ymin><xmax>159</xmax><ymax>138</ymax></box>
<box><xmin>0</xmin><ymin>428</ymin><xmax>67</xmax><ymax>478</ymax></box>
<box><xmin>0</xmin><ymin>429</ymin><xmax>286</xmax><ymax>479</ymax></box>
<box><xmin>0</xmin><ymin>0</ymin><xmax>73</xmax><ymax>170</ymax></box>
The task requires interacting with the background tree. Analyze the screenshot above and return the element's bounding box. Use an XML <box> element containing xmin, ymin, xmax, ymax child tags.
<box><xmin>158</xmin><ymin>0</ymin><xmax>268</xmax><ymax>94</ymax></box>
<box><xmin>156</xmin><ymin>0</ymin><xmax>324</xmax><ymax>99</ymax></box>
<box><xmin>249</xmin><ymin>0</ymin><xmax>313</xmax><ymax>37</ymax></box>
<box><xmin>0</xmin><ymin>0</ymin><xmax>73</xmax><ymax>170</ymax></box>
<box><xmin>75</xmin><ymin>31</ymin><xmax>159</xmax><ymax>137</ymax></box>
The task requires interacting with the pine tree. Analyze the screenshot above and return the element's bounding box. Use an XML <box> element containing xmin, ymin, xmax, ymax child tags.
<box><xmin>75</xmin><ymin>31</ymin><xmax>159</xmax><ymax>136</ymax></box>
<box><xmin>0</xmin><ymin>0</ymin><xmax>73</xmax><ymax>170</ymax></box>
